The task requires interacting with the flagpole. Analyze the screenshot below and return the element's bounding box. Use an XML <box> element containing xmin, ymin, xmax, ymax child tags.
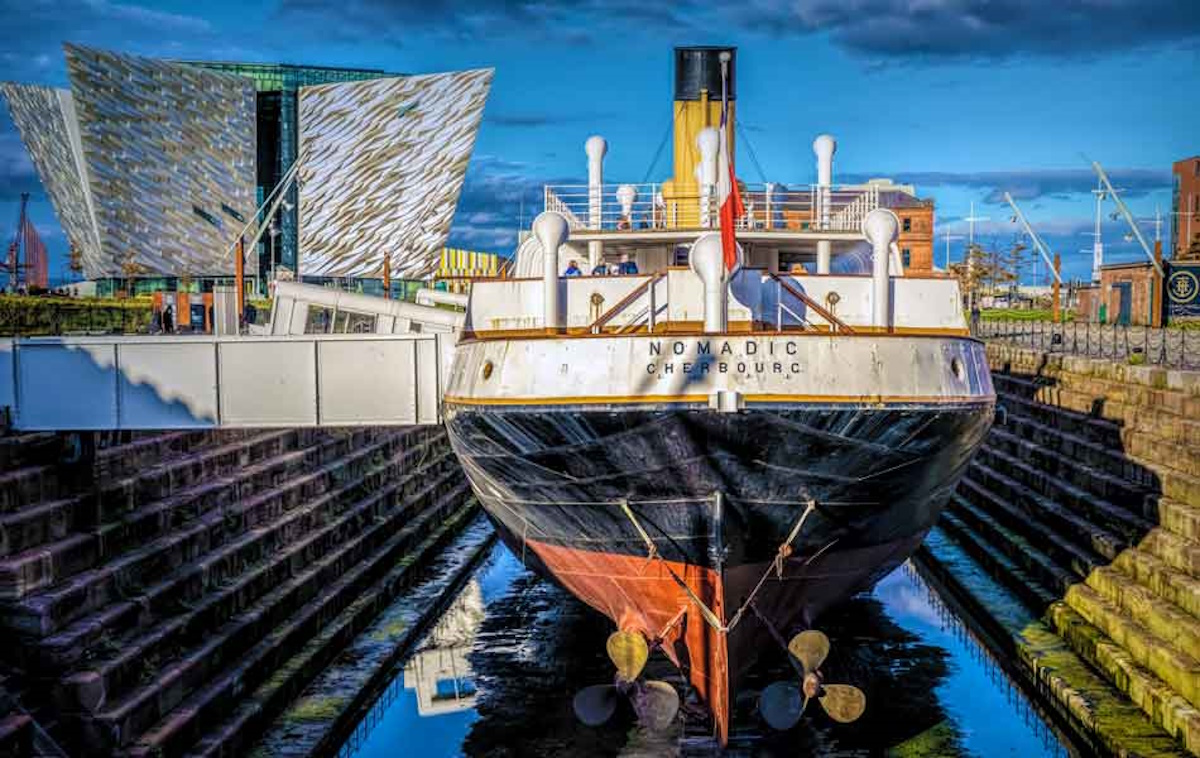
<box><xmin>716</xmin><ymin>50</ymin><xmax>743</xmax><ymax>274</ymax></box>
<box><xmin>720</xmin><ymin>54</ymin><xmax>728</xmax><ymax>134</ymax></box>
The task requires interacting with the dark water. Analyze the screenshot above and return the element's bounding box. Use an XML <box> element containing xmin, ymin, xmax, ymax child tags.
<box><xmin>338</xmin><ymin>544</ymin><xmax>1072</xmax><ymax>757</ymax></box>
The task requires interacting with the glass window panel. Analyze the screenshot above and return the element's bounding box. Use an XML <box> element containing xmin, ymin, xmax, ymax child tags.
<box><xmin>305</xmin><ymin>305</ymin><xmax>332</xmax><ymax>334</ymax></box>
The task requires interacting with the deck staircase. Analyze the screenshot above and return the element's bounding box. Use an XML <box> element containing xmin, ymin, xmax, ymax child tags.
<box><xmin>923</xmin><ymin>345</ymin><xmax>1200</xmax><ymax>755</ymax></box>
<box><xmin>0</xmin><ymin>425</ymin><xmax>473</xmax><ymax>756</ymax></box>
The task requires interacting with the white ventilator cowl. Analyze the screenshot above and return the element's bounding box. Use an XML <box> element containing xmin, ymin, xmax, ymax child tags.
<box><xmin>813</xmin><ymin>134</ymin><xmax>836</xmax><ymax>186</ymax></box>
<box><xmin>863</xmin><ymin>208</ymin><xmax>900</xmax><ymax>328</ymax></box>
<box><xmin>616</xmin><ymin>184</ymin><xmax>638</xmax><ymax>219</ymax></box>
<box><xmin>585</xmin><ymin>135</ymin><xmax>608</xmax><ymax>164</ymax></box>
<box><xmin>534</xmin><ymin>211</ymin><xmax>570</xmax><ymax>330</ymax></box>
<box><xmin>585</xmin><ymin>135</ymin><xmax>607</xmax><ymax>266</ymax></box>
<box><xmin>690</xmin><ymin>232</ymin><xmax>732</xmax><ymax>334</ymax></box>
<box><xmin>813</xmin><ymin>134</ymin><xmax>837</xmax><ymax>273</ymax></box>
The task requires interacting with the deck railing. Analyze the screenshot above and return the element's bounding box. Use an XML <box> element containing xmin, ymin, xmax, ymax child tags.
<box><xmin>770</xmin><ymin>274</ymin><xmax>854</xmax><ymax>333</ymax></box>
<box><xmin>975</xmin><ymin>319</ymin><xmax>1200</xmax><ymax>370</ymax></box>
<box><xmin>588</xmin><ymin>273</ymin><xmax>666</xmax><ymax>334</ymax></box>
<box><xmin>543</xmin><ymin>182</ymin><xmax>881</xmax><ymax>234</ymax></box>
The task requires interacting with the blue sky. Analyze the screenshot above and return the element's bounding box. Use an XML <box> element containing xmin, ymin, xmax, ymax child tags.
<box><xmin>1</xmin><ymin>0</ymin><xmax>1198</xmax><ymax>283</ymax></box>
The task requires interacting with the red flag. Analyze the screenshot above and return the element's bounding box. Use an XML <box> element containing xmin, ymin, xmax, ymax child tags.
<box><xmin>716</xmin><ymin>60</ymin><xmax>742</xmax><ymax>272</ymax></box>
<box><xmin>719</xmin><ymin>156</ymin><xmax>743</xmax><ymax>271</ymax></box>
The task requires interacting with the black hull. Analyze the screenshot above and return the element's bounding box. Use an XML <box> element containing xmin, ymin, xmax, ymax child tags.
<box><xmin>444</xmin><ymin>400</ymin><xmax>993</xmax><ymax>741</ymax></box>
<box><xmin>446</xmin><ymin>402</ymin><xmax>992</xmax><ymax>572</ymax></box>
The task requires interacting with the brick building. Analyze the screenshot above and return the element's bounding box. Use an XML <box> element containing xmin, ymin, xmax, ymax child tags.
<box><xmin>1075</xmin><ymin>261</ymin><xmax>1160</xmax><ymax>325</ymax></box>
<box><xmin>856</xmin><ymin>179</ymin><xmax>937</xmax><ymax>274</ymax></box>
<box><xmin>1172</xmin><ymin>156</ymin><xmax>1200</xmax><ymax>259</ymax></box>
<box><xmin>892</xmin><ymin>198</ymin><xmax>936</xmax><ymax>274</ymax></box>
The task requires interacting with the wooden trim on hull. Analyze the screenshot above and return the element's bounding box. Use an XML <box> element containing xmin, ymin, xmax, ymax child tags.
<box><xmin>444</xmin><ymin>394</ymin><xmax>993</xmax><ymax>408</ymax></box>
<box><xmin>459</xmin><ymin>325</ymin><xmax>973</xmax><ymax>342</ymax></box>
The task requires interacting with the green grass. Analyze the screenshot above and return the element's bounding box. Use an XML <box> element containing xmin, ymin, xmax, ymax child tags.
<box><xmin>977</xmin><ymin>308</ymin><xmax>1074</xmax><ymax>322</ymax></box>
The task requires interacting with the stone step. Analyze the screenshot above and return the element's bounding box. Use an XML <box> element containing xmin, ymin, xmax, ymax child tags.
<box><xmin>1122</xmin><ymin>428</ymin><xmax>1200</xmax><ymax>482</ymax></box>
<box><xmin>947</xmin><ymin>494</ymin><xmax>1076</xmax><ymax>597</ymax></box>
<box><xmin>993</xmin><ymin>374</ymin><xmax>1125</xmax><ymax>447</ymax></box>
<box><xmin>1064</xmin><ymin>582</ymin><xmax>1200</xmax><ymax>709</ymax></box>
<box><xmin>90</xmin><ymin>432</ymin><xmax>216</xmax><ymax>488</ymax></box>
<box><xmin>82</xmin><ymin>476</ymin><xmax>470</xmax><ymax>755</ymax></box>
<box><xmin>934</xmin><ymin>509</ymin><xmax>1059</xmax><ymax>611</ymax></box>
<box><xmin>958</xmin><ymin>475</ymin><xmax>1104</xmax><ymax>581</ymax></box>
<box><xmin>56</xmin><ymin>445</ymin><xmax>460</xmax><ymax>714</ymax></box>
<box><xmin>0</xmin><ymin>534</ymin><xmax>98</xmax><ymax>605</ymax></box>
<box><xmin>1041</xmin><ymin>361</ymin><xmax>1200</xmax><ymax>418</ymax></box>
<box><xmin>1112</xmin><ymin>548</ymin><xmax>1200</xmax><ymax>620</ymax></box>
<box><xmin>987</xmin><ymin>425</ymin><xmax>1154</xmax><ymax>514</ymax></box>
<box><xmin>997</xmin><ymin>405</ymin><xmax>1161</xmax><ymax>491</ymax></box>
<box><xmin>977</xmin><ymin>444</ymin><xmax>1154</xmax><ymax>544</ymax></box>
<box><xmin>94</xmin><ymin>430</ymin><xmax>317</xmax><ymax>520</ymax></box>
<box><xmin>0</xmin><ymin>432</ymin><xmax>225</xmax><ymax>515</ymax></box>
<box><xmin>942</xmin><ymin>488</ymin><xmax>1200</xmax><ymax>747</ymax></box>
<box><xmin>1142</xmin><ymin>461</ymin><xmax>1200</xmax><ymax>511</ymax></box>
<box><xmin>0</xmin><ymin>431</ymin><xmax>333</xmax><ymax>604</ymax></box>
<box><xmin>1155</xmin><ymin>498</ymin><xmax>1200</xmax><ymax>543</ymax></box>
<box><xmin>966</xmin><ymin>459</ymin><xmax>1126</xmax><ymax>563</ymax></box>
<box><xmin>86</xmin><ymin>429</ymin><xmax>393</xmax><ymax>570</ymax></box>
<box><xmin>0</xmin><ymin>432</ymin><xmax>61</xmax><ymax>471</ymax></box>
<box><xmin>1086</xmin><ymin>566</ymin><xmax>1200</xmax><ymax>662</ymax></box>
<box><xmin>9</xmin><ymin>430</ymin><xmax>432</xmax><ymax>647</ymax></box>
<box><xmin>0</xmin><ymin>496</ymin><xmax>87</xmax><ymax>558</ymax></box>
<box><xmin>0</xmin><ymin>463</ymin><xmax>72</xmax><ymax>515</ymax></box>
<box><xmin>995</xmin><ymin>372</ymin><xmax>1200</xmax><ymax>450</ymax></box>
<box><xmin>1048</xmin><ymin>600</ymin><xmax>1200</xmax><ymax>752</ymax></box>
<box><xmin>1141</xmin><ymin>528</ymin><xmax>1200</xmax><ymax>579</ymax></box>
<box><xmin>183</xmin><ymin>511</ymin><xmax>491</xmax><ymax>758</ymax></box>
<box><xmin>916</xmin><ymin>527</ymin><xmax>1190</xmax><ymax>757</ymax></box>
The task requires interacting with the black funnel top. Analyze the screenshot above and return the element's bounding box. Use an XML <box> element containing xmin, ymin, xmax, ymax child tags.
<box><xmin>674</xmin><ymin>46</ymin><xmax>736</xmax><ymax>102</ymax></box>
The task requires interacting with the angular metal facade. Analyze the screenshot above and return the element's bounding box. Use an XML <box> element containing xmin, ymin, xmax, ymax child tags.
<box><xmin>63</xmin><ymin>45</ymin><xmax>258</xmax><ymax>277</ymax></box>
<box><xmin>297</xmin><ymin>69</ymin><xmax>493</xmax><ymax>279</ymax></box>
<box><xmin>1</xmin><ymin>84</ymin><xmax>104</xmax><ymax>274</ymax></box>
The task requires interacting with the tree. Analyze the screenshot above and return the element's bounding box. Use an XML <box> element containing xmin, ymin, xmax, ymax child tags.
<box><xmin>949</xmin><ymin>242</ymin><xmax>989</xmax><ymax>309</ymax></box>
<box><xmin>68</xmin><ymin>245</ymin><xmax>83</xmax><ymax>276</ymax></box>
<box><xmin>120</xmin><ymin>258</ymin><xmax>147</xmax><ymax>299</ymax></box>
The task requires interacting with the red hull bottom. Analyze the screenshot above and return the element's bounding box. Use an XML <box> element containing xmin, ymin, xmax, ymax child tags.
<box><xmin>526</xmin><ymin>531</ymin><xmax>926</xmax><ymax>745</ymax></box>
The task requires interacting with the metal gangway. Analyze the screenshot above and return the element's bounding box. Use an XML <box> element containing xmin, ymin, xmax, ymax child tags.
<box><xmin>0</xmin><ymin>283</ymin><xmax>458</xmax><ymax>431</ymax></box>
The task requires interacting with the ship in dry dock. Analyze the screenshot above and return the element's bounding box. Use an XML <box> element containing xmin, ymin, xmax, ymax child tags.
<box><xmin>439</xmin><ymin>46</ymin><xmax>996</xmax><ymax>744</ymax></box>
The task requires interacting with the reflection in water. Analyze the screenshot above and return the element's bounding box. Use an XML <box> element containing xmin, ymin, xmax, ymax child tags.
<box><xmin>403</xmin><ymin>580</ymin><xmax>485</xmax><ymax>717</ymax></box>
<box><xmin>340</xmin><ymin>545</ymin><xmax>1071</xmax><ymax>757</ymax></box>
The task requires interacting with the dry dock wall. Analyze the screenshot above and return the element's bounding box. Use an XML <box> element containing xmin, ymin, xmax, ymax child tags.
<box><xmin>0</xmin><ymin>425</ymin><xmax>474</xmax><ymax>757</ymax></box>
<box><xmin>918</xmin><ymin>343</ymin><xmax>1200</xmax><ymax>756</ymax></box>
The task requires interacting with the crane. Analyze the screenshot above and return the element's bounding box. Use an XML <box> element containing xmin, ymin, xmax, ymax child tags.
<box><xmin>1091</xmin><ymin>160</ymin><xmax>1164</xmax><ymax>277</ymax></box>
<box><xmin>1003</xmin><ymin>192</ymin><xmax>1063</xmax><ymax>321</ymax></box>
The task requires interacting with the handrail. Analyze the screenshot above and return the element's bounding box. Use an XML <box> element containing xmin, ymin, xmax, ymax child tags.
<box><xmin>770</xmin><ymin>273</ymin><xmax>854</xmax><ymax>333</ymax></box>
<box><xmin>588</xmin><ymin>273</ymin><xmax>665</xmax><ymax>334</ymax></box>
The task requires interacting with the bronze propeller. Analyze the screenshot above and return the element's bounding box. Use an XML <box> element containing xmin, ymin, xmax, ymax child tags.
<box><xmin>760</xmin><ymin>629</ymin><xmax>867</xmax><ymax>730</ymax></box>
<box><xmin>573</xmin><ymin>630</ymin><xmax>681</xmax><ymax>731</ymax></box>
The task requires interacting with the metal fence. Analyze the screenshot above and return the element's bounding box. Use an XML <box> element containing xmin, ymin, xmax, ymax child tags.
<box><xmin>1</xmin><ymin>333</ymin><xmax>448</xmax><ymax>430</ymax></box>
<box><xmin>543</xmin><ymin>181</ymin><xmax>881</xmax><ymax>233</ymax></box>
<box><xmin>975</xmin><ymin>319</ymin><xmax>1200</xmax><ymax>370</ymax></box>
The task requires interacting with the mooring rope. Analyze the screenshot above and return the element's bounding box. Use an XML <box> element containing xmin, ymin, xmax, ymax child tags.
<box><xmin>617</xmin><ymin>497</ymin><xmax>826</xmax><ymax>635</ymax></box>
